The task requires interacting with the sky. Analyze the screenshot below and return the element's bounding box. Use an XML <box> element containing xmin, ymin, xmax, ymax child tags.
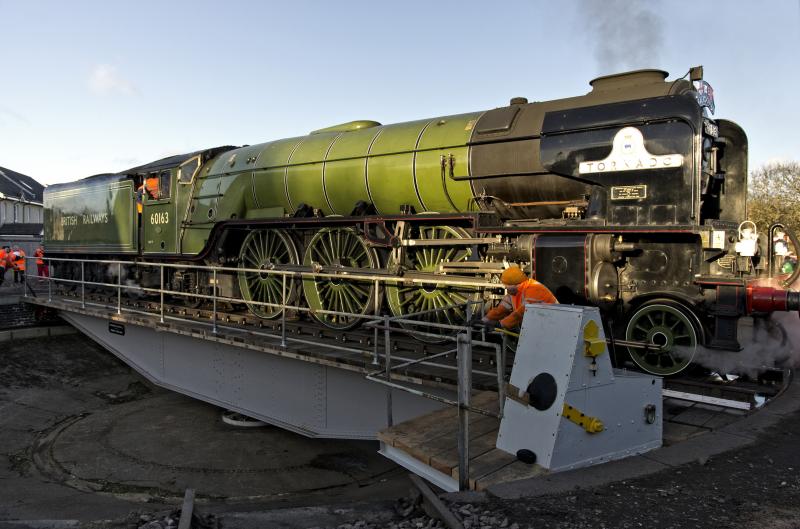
<box><xmin>1</xmin><ymin>0</ymin><xmax>799</xmax><ymax>186</ymax></box>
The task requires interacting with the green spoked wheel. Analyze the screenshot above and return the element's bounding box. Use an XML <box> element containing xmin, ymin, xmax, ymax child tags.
<box><xmin>238</xmin><ymin>229</ymin><xmax>299</xmax><ymax>319</ymax></box>
<box><xmin>625</xmin><ymin>301</ymin><xmax>700</xmax><ymax>376</ymax></box>
<box><xmin>386</xmin><ymin>225</ymin><xmax>480</xmax><ymax>342</ymax></box>
<box><xmin>302</xmin><ymin>228</ymin><xmax>380</xmax><ymax>330</ymax></box>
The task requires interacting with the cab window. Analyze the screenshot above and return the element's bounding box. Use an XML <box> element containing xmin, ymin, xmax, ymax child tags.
<box><xmin>179</xmin><ymin>156</ymin><xmax>201</xmax><ymax>184</ymax></box>
<box><xmin>158</xmin><ymin>170</ymin><xmax>171</xmax><ymax>199</ymax></box>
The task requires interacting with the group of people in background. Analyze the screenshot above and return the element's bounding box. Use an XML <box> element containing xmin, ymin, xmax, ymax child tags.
<box><xmin>0</xmin><ymin>244</ymin><xmax>47</xmax><ymax>288</ymax></box>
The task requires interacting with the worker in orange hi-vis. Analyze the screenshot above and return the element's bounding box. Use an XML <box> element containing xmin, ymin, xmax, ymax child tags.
<box><xmin>478</xmin><ymin>266</ymin><xmax>558</xmax><ymax>331</ymax></box>
<box><xmin>34</xmin><ymin>245</ymin><xmax>48</xmax><ymax>279</ymax></box>
<box><xmin>11</xmin><ymin>246</ymin><xmax>26</xmax><ymax>284</ymax></box>
<box><xmin>144</xmin><ymin>176</ymin><xmax>159</xmax><ymax>199</ymax></box>
<box><xmin>0</xmin><ymin>246</ymin><xmax>7</xmax><ymax>287</ymax></box>
<box><xmin>137</xmin><ymin>176</ymin><xmax>160</xmax><ymax>214</ymax></box>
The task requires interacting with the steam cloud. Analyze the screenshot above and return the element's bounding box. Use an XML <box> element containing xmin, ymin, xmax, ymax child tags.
<box><xmin>674</xmin><ymin>312</ymin><xmax>800</xmax><ymax>378</ymax></box>
<box><xmin>579</xmin><ymin>0</ymin><xmax>665</xmax><ymax>74</ymax></box>
<box><xmin>105</xmin><ymin>264</ymin><xmax>145</xmax><ymax>298</ymax></box>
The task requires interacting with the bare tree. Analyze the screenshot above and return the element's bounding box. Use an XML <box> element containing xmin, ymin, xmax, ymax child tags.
<box><xmin>748</xmin><ymin>160</ymin><xmax>800</xmax><ymax>235</ymax></box>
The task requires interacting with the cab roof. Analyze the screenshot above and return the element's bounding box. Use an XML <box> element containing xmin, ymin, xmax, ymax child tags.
<box><xmin>122</xmin><ymin>146</ymin><xmax>237</xmax><ymax>175</ymax></box>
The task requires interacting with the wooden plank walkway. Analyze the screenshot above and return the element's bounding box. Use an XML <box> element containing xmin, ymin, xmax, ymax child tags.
<box><xmin>377</xmin><ymin>391</ymin><xmax>546</xmax><ymax>490</ymax></box>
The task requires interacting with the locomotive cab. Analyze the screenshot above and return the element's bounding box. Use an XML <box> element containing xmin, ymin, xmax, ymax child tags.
<box><xmin>140</xmin><ymin>168</ymin><xmax>177</xmax><ymax>254</ymax></box>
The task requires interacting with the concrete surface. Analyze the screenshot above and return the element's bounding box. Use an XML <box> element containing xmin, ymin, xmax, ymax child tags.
<box><xmin>0</xmin><ymin>333</ymin><xmax>412</xmax><ymax>526</ymax></box>
<box><xmin>40</xmin><ymin>392</ymin><xmax>397</xmax><ymax>500</ymax></box>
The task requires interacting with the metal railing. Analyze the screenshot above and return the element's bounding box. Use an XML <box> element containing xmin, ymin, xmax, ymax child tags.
<box><xmin>24</xmin><ymin>255</ymin><xmax>509</xmax><ymax>491</ymax></box>
<box><xmin>363</xmin><ymin>305</ymin><xmax>511</xmax><ymax>490</ymax></box>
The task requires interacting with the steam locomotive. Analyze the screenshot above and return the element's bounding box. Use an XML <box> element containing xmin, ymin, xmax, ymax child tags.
<box><xmin>44</xmin><ymin>66</ymin><xmax>799</xmax><ymax>375</ymax></box>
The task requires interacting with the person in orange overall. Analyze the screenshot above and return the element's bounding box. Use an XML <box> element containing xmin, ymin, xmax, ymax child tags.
<box><xmin>145</xmin><ymin>176</ymin><xmax>159</xmax><ymax>198</ymax></box>
<box><xmin>11</xmin><ymin>246</ymin><xmax>25</xmax><ymax>284</ymax></box>
<box><xmin>34</xmin><ymin>245</ymin><xmax>48</xmax><ymax>279</ymax></box>
<box><xmin>136</xmin><ymin>176</ymin><xmax>160</xmax><ymax>214</ymax></box>
<box><xmin>0</xmin><ymin>246</ymin><xmax>7</xmax><ymax>287</ymax></box>
<box><xmin>479</xmin><ymin>266</ymin><xmax>558</xmax><ymax>330</ymax></box>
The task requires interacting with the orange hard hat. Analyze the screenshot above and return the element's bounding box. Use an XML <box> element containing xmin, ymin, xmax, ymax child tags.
<box><xmin>501</xmin><ymin>266</ymin><xmax>527</xmax><ymax>285</ymax></box>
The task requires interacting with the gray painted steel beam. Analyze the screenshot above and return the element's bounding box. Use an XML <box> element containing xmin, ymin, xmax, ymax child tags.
<box><xmin>61</xmin><ymin>311</ymin><xmax>446</xmax><ymax>440</ymax></box>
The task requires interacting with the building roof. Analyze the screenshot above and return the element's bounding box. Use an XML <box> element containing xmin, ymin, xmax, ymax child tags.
<box><xmin>0</xmin><ymin>166</ymin><xmax>44</xmax><ymax>203</ymax></box>
<box><xmin>0</xmin><ymin>223</ymin><xmax>43</xmax><ymax>237</ymax></box>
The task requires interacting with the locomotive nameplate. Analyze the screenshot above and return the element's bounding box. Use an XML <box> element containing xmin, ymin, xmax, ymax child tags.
<box><xmin>610</xmin><ymin>185</ymin><xmax>647</xmax><ymax>200</ymax></box>
<box><xmin>579</xmin><ymin>127</ymin><xmax>683</xmax><ymax>174</ymax></box>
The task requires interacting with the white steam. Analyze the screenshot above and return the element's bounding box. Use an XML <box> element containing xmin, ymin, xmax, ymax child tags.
<box><xmin>674</xmin><ymin>312</ymin><xmax>800</xmax><ymax>377</ymax></box>
<box><xmin>105</xmin><ymin>264</ymin><xmax>145</xmax><ymax>298</ymax></box>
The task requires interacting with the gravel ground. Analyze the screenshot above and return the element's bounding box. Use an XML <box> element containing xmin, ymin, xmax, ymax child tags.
<box><xmin>486</xmin><ymin>411</ymin><xmax>800</xmax><ymax>529</ymax></box>
<box><xmin>119</xmin><ymin>408</ymin><xmax>800</xmax><ymax>529</ymax></box>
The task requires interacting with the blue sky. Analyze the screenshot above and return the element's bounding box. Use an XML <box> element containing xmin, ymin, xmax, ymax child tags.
<box><xmin>1</xmin><ymin>0</ymin><xmax>799</xmax><ymax>185</ymax></box>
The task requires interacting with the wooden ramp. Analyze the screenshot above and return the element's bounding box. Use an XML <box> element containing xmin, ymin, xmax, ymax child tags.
<box><xmin>377</xmin><ymin>392</ymin><xmax>546</xmax><ymax>491</ymax></box>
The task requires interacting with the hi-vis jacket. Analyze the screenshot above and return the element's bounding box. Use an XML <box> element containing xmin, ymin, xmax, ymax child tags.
<box><xmin>12</xmin><ymin>250</ymin><xmax>26</xmax><ymax>271</ymax></box>
<box><xmin>485</xmin><ymin>278</ymin><xmax>558</xmax><ymax>329</ymax></box>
